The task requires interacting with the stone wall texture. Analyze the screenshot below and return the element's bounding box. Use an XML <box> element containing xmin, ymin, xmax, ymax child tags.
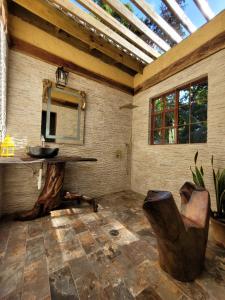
<box><xmin>0</xmin><ymin>167</ymin><xmax>2</xmax><ymax>217</ymax></box>
<box><xmin>2</xmin><ymin>47</ymin><xmax>225</xmax><ymax>214</ymax></box>
<box><xmin>131</xmin><ymin>48</ymin><xmax>225</xmax><ymax>210</ymax></box>
<box><xmin>0</xmin><ymin>21</ymin><xmax>8</xmax><ymax>217</ymax></box>
<box><xmin>2</xmin><ymin>50</ymin><xmax>132</xmax><ymax>214</ymax></box>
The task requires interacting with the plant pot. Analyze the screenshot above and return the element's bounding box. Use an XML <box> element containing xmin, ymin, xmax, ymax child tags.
<box><xmin>211</xmin><ymin>217</ymin><xmax>225</xmax><ymax>248</ymax></box>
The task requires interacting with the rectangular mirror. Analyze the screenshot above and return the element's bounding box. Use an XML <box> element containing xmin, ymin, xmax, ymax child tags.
<box><xmin>41</xmin><ymin>79</ymin><xmax>86</xmax><ymax>144</ymax></box>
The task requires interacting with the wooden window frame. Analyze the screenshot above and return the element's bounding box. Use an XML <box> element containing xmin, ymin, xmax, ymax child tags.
<box><xmin>149</xmin><ymin>77</ymin><xmax>208</xmax><ymax>145</ymax></box>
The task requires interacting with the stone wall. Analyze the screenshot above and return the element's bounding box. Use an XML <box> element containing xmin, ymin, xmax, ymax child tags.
<box><xmin>0</xmin><ymin>167</ymin><xmax>2</xmax><ymax>217</ymax></box>
<box><xmin>2</xmin><ymin>50</ymin><xmax>132</xmax><ymax>214</ymax></box>
<box><xmin>0</xmin><ymin>21</ymin><xmax>7</xmax><ymax>141</ymax></box>
<box><xmin>3</xmin><ymin>48</ymin><xmax>225</xmax><ymax>214</ymax></box>
<box><xmin>131</xmin><ymin>49</ymin><xmax>225</xmax><ymax>210</ymax></box>
<box><xmin>0</xmin><ymin>20</ymin><xmax>8</xmax><ymax>216</ymax></box>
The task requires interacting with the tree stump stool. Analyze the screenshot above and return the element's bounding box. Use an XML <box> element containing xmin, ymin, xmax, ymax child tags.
<box><xmin>143</xmin><ymin>182</ymin><xmax>210</xmax><ymax>282</ymax></box>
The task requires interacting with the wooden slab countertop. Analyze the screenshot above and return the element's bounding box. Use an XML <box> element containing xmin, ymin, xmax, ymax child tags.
<box><xmin>0</xmin><ymin>156</ymin><xmax>97</xmax><ymax>164</ymax></box>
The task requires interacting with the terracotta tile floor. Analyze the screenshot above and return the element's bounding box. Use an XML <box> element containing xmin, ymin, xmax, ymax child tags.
<box><xmin>0</xmin><ymin>190</ymin><xmax>224</xmax><ymax>299</ymax></box>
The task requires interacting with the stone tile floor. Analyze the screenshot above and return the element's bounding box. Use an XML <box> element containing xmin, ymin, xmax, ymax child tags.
<box><xmin>0</xmin><ymin>190</ymin><xmax>224</xmax><ymax>299</ymax></box>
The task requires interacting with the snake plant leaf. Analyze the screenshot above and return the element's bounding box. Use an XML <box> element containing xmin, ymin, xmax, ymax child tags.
<box><xmin>195</xmin><ymin>166</ymin><xmax>205</xmax><ymax>187</ymax></box>
<box><xmin>190</xmin><ymin>167</ymin><xmax>199</xmax><ymax>186</ymax></box>
<box><xmin>217</xmin><ymin>169</ymin><xmax>220</xmax><ymax>178</ymax></box>
<box><xmin>195</xmin><ymin>166</ymin><xmax>205</xmax><ymax>188</ymax></box>
<box><xmin>219</xmin><ymin>169</ymin><xmax>225</xmax><ymax>181</ymax></box>
<box><xmin>213</xmin><ymin>170</ymin><xmax>220</xmax><ymax>212</ymax></box>
<box><xmin>211</xmin><ymin>155</ymin><xmax>214</xmax><ymax>166</ymax></box>
<box><xmin>210</xmin><ymin>154</ymin><xmax>225</xmax><ymax>216</ymax></box>
<box><xmin>194</xmin><ymin>151</ymin><xmax>198</xmax><ymax>165</ymax></box>
<box><xmin>218</xmin><ymin>170</ymin><xmax>225</xmax><ymax>213</ymax></box>
<box><xmin>200</xmin><ymin>166</ymin><xmax>204</xmax><ymax>176</ymax></box>
<box><xmin>219</xmin><ymin>189</ymin><xmax>225</xmax><ymax>214</ymax></box>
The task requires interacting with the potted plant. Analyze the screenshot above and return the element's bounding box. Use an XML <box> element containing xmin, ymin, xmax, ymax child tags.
<box><xmin>210</xmin><ymin>156</ymin><xmax>225</xmax><ymax>247</ymax></box>
<box><xmin>191</xmin><ymin>151</ymin><xmax>225</xmax><ymax>248</ymax></box>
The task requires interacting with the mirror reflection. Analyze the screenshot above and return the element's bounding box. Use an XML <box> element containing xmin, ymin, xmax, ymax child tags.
<box><xmin>41</xmin><ymin>80</ymin><xmax>86</xmax><ymax>144</ymax></box>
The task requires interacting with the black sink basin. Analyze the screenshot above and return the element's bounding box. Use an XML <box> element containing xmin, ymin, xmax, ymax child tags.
<box><xmin>27</xmin><ymin>147</ymin><xmax>59</xmax><ymax>158</ymax></box>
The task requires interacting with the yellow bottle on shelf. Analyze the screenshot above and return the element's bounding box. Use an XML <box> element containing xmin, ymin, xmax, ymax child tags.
<box><xmin>0</xmin><ymin>135</ymin><xmax>15</xmax><ymax>157</ymax></box>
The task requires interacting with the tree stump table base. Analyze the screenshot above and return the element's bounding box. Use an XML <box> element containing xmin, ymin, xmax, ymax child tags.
<box><xmin>16</xmin><ymin>162</ymin><xmax>65</xmax><ymax>221</ymax></box>
<box><xmin>13</xmin><ymin>156</ymin><xmax>98</xmax><ymax>221</ymax></box>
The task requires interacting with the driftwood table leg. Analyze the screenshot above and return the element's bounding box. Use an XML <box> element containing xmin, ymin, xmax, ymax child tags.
<box><xmin>16</xmin><ymin>162</ymin><xmax>65</xmax><ymax>221</ymax></box>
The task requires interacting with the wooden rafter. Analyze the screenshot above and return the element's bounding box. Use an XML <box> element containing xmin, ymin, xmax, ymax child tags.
<box><xmin>75</xmin><ymin>0</ymin><xmax>160</xmax><ymax>59</ymax></box>
<box><xmin>9</xmin><ymin>3</ymin><xmax>136</xmax><ymax>75</ymax></box>
<box><xmin>0</xmin><ymin>0</ymin><xmax>8</xmax><ymax>34</ymax></box>
<box><xmin>193</xmin><ymin>0</ymin><xmax>215</xmax><ymax>21</ymax></box>
<box><xmin>10</xmin><ymin>37</ymin><xmax>134</xmax><ymax>95</ymax></box>
<box><xmin>46</xmin><ymin>0</ymin><xmax>152</xmax><ymax>64</ymax></box>
<box><xmin>135</xmin><ymin>30</ymin><xmax>225</xmax><ymax>94</ymax></box>
<box><xmin>130</xmin><ymin>0</ymin><xmax>182</xmax><ymax>43</ymax></box>
<box><xmin>104</xmin><ymin>0</ymin><xmax>171</xmax><ymax>52</ymax></box>
<box><xmin>163</xmin><ymin>0</ymin><xmax>197</xmax><ymax>33</ymax></box>
<box><xmin>12</xmin><ymin>0</ymin><xmax>145</xmax><ymax>73</ymax></box>
<box><xmin>9</xmin><ymin>14</ymin><xmax>135</xmax><ymax>91</ymax></box>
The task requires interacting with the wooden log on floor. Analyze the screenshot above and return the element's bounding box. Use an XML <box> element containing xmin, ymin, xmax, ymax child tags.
<box><xmin>143</xmin><ymin>183</ymin><xmax>210</xmax><ymax>282</ymax></box>
<box><xmin>16</xmin><ymin>162</ymin><xmax>65</xmax><ymax>220</ymax></box>
<box><xmin>63</xmin><ymin>192</ymin><xmax>98</xmax><ymax>212</ymax></box>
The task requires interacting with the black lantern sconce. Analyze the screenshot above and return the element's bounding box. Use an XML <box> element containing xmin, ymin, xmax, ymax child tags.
<box><xmin>55</xmin><ymin>66</ymin><xmax>69</xmax><ymax>88</ymax></box>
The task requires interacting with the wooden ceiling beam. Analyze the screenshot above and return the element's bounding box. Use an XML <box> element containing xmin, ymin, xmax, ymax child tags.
<box><xmin>9</xmin><ymin>14</ymin><xmax>134</xmax><ymax>89</ymax></box>
<box><xmin>11</xmin><ymin>37</ymin><xmax>134</xmax><ymax>95</ymax></box>
<box><xmin>12</xmin><ymin>0</ymin><xmax>144</xmax><ymax>73</ymax></box>
<box><xmin>163</xmin><ymin>0</ymin><xmax>197</xmax><ymax>33</ymax></box>
<box><xmin>104</xmin><ymin>0</ymin><xmax>170</xmax><ymax>52</ymax></box>
<box><xmin>45</xmin><ymin>0</ymin><xmax>152</xmax><ymax>64</ymax></box>
<box><xmin>9</xmin><ymin>3</ymin><xmax>136</xmax><ymax>76</ymax></box>
<box><xmin>193</xmin><ymin>0</ymin><xmax>215</xmax><ymax>21</ymax></box>
<box><xmin>0</xmin><ymin>0</ymin><xmax>8</xmax><ymax>34</ymax></box>
<box><xmin>130</xmin><ymin>0</ymin><xmax>182</xmax><ymax>42</ymax></box>
<box><xmin>75</xmin><ymin>0</ymin><xmax>159</xmax><ymax>59</ymax></box>
<box><xmin>134</xmin><ymin>10</ymin><xmax>225</xmax><ymax>92</ymax></box>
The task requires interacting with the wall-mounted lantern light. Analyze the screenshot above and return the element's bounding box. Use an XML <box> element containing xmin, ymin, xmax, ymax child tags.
<box><xmin>55</xmin><ymin>66</ymin><xmax>69</xmax><ymax>88</ymax></box>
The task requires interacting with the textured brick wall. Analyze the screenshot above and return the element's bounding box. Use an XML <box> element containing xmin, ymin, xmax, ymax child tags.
<box><xmin>0</xmin><ymin>21</ymin><xmax>7</xmax><ymax>141</ymax></box>
<box><xmin>131</xmin><ymin>49</ymin><xmax>225</xmax><ymax>210</ymax></box>
<box><xmin>2</xmin><ymin>50</ymin><xmax>132</xmax><ymax>214</ymax></box>
<box><xmin>0</xmin><ymin>21</ymin><xmax>8</xmax><ymax>217</ymax></box>
<box><xmin>0</xmin><ymin>167</ymin><xmax>2</xmax><ymax>217</ymax></box>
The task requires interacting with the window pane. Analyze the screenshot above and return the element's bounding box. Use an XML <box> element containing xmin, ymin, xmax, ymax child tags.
<box><xmin>165</xmin><ymin>93</ymin><xmax>175</xmax><ymax>109</ymax></box>
<box><xmin>153</xmin><ymin>130</ymin><xmax>163</xmax><ymax>144</ymax></box>
<box><xmin>191</xmin><ymin>102</ymin><xmax>207</xmax><ymax>123</ymax></box>
<box><xmin>178</xmin><ymin>126</ymin><xmax>189</xmax><ymax>144</ymax></box>
<box><xmin>191</xmin><ymin>82</ymin><xmax>208</xmax><ymax>104</ymax></box>
<box><xmin>179</xmin><ymin>89</ymin><xmax>190</xmax><ymax>105</ymax></box>
<box><xmin>190</xmin><ymin>122</ymin><xmax>207</xmax><ymax>143</ymax></box>
<box><xmin>165</xmin><ymin>128</ymin><xmax>176</xmax><ymax>144</ymax></box>
<box><xmin>165</xmin><ymin>111</ymin><xmax>175</xmax><ymax>127</ymax></box>
<box><xmin>178</xmin><ymin>106</ymin><xmax>189</xmax><ymax>125</ymax></box>
<box><xmin>154</xmin><ymin>98</ymin><xmax>164</xmax><ymax>112</ymax></box>
<box><xmin>154</xmin><ymin>113</ymin><xmax>163</xmax><ymax>128</ymax></box>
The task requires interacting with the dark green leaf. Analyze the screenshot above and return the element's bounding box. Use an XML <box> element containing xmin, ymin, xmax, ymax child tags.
<box><xmin>194</xmin><ymin>151</ymin><xmax>198</xmax><ymax>165</ymax></box>
<box><xmin>195</xmin><ymin>166</ymin><xmax>205</xmax><ymax>188</ymax></box>
<box><xmin>213</xmin><ymin>168</ymin><xmax>220</xmax><ymax>213</ymax></box>
<box><xmin>211</xmin><ymin>155</ymin><xmax>214</xmax><ymax>166</ymax></box>
<box><xmin>200</xmin><ymin>166</ymin><xmax>204</xmax><ymax>176</ymax></box>
<box><xmin>190</xmin><ymin>168</ymin><xmax>199</xmax><ymax>186</ymax></box>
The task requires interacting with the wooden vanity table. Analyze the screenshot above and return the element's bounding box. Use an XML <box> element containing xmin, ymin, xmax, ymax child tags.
<box><xmin>0</xmin><ymin>156</ymin><xmax>97</xmax><ymax>220</ymax></box>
